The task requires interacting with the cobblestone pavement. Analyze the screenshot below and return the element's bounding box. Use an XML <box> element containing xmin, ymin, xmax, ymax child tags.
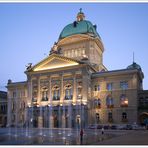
<box><xmin>97</xmin><ymin>130</ymin><xmax>148</xmax><ymax>145</ymax></box>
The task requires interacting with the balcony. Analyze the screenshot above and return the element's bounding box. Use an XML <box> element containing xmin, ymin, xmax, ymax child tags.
<box><xmin>77</xmin><ymin>94</ymin><xmax>82</xmax><ymax>100</ymax></box>
<box><xmin>41</xmin><ymin>97</ymin><xmax>48</xmax><ymax>101</ymax></box>
<box><xmin>32</xmin><ymin>98</ymin><xmax>37</xmax><ymax>102</ymax></box>
<box><xmin>52</xmin><ymin>96</ymin><xmax>60</xmax><ymax>101</ymax></box>
<box><xmin>65</xmin><ymin>95</ymin><xmax>73</xmax><ymax>100</ymax></box>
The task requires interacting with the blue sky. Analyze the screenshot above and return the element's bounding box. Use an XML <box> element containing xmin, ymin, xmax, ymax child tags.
<box><xmin>0</xmin><ymin>3</ymin><xmax>148</xmax><ymax>91</ymax></box>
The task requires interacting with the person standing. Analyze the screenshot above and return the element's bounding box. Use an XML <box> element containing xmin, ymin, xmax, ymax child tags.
<box><xmin>80</xmin><ymin>128</ymin><xmax>84</xmax><ymax>145</ymax></box>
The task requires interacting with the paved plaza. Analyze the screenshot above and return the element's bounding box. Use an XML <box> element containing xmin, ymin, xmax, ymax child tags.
<box><xmin>0</xmin><ymin>128</ymin><xmax>147</xmax><ymax>145</ymax></box>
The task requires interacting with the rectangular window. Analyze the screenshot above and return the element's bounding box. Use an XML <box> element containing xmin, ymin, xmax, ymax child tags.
<box><xmin>120</xmin><ymin>81</ymin><xmax>128</xmax><ymax>89</ymax></box>
<box><xmin>107</xmin><ymin>83</ymin><xmax>113</xmax><ymax>91</ymax></box>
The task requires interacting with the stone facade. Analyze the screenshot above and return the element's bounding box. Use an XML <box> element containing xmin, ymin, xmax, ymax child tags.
<box><xmin>7</xmin><ymin>10</ymin><xmax>147</xmax><ymax>128</ymax></box>
<box><xmin>0</xmin><ymin>91</ymin><xmax>7</xmax><ymax>127</ymax></box>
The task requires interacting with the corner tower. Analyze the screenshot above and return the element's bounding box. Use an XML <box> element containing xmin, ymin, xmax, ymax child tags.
<box><xmin>50</xmin><ymin>9</ymin><xmax>107</xmax><ymax>72</ymax></box>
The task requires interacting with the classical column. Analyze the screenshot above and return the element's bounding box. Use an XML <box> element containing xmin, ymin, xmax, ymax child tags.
<box><xmin>37</xmin><ymin>76</ymin><xmax>40</xmax><ymax>104</ymax></box>
<box><xmin>48</xmin><ymin>76</ymin><xmax>52</xmax><ymax>104</ymax></box>
<box><xmin>73</xmin><ymin>73</ymin><xmax>77</xmax><ymax>104</ymax></box>
<box><xmin>7</xmin><ymin>90</ymin><xmax>11</xmax><ymax>127</ymax></box>
<box><xmin>60</xmin><ymin>73</ymin><xmax>64</xmax><ymax>104</ymax></box>
<box><xmin>27</xmin><ymin>76</ymin><xmax>32</xmax><ymax>105</ymax></box>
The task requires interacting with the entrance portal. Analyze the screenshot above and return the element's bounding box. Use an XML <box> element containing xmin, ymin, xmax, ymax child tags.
<box><xmin>139</xmin><ymin>112</ymin><xmax>148</xmax><ymax>126</ymax></box>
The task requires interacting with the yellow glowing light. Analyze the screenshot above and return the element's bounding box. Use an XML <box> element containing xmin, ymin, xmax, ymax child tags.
<box><xmin>124</xmin><ymin>100</ymin><xmax>128</xmax><ymax>104</ymax></box>
<box><xmin>28</xmin><ymin>103</ymin><xmax>31</xmax><ymax>107</ymax></box>
<box><xmin>60</xmin><ymin>104</ymin><xmax>63</xmax><ymax>106</ymax></box>
<box><xmin>83</xmin><ymin>102</ymin><xmax>87</xmax><ymax>105</ymax></box>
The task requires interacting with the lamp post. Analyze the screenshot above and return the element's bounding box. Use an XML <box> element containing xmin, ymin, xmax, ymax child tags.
<box><xmin>81</xmin><ymin>96</ymin><xmax>83</xmax><ymax>129</ymax></box>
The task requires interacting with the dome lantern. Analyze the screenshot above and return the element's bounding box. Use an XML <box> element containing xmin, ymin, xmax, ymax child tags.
<box><xmin>77</xmin><ymin>8</ymin><xmax>85</xmax><ymax>22</ymax></box>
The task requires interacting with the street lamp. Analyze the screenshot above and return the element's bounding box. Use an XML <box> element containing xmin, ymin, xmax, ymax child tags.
<box><xmin>80</xmin><ymin>96</ymin><xmax>83</xmax><ymax>129</ymax></box>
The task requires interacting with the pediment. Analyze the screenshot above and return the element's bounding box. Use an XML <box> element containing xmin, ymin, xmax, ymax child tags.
<box><xmin>32</xmin><ymin>54</ymin><xmax>79</xmax><ymax>72</ymax></box>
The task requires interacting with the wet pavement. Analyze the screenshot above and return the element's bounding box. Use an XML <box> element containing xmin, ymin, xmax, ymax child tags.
<box><xmin>0</xmin><ymin>128</ymin><xmax>121</xmax><ymax>145</ymax></box>
<box><xmin>1</xmin><ymin>128</ymin><xmax>147</xmax><ymax>145</ymax></box>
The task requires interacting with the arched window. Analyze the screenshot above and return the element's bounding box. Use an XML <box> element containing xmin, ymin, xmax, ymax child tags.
<box><xmin>65</xmin><ymin>84</ymin><xmax>73</xmax><ymax>100</ymax></box>
<box><xmin>52</xmin><ymin>85</ymin><xmax>60</xmax><ymax>100</ymax></box>
<box><xmin>41</xmin><ymin>87</ymin><xmax>48</xmax><ymax>101</ymax></box>
<box><xmin>94</xmin><ymin>99</ymin><xmax>101</xmax><ymax>109</ymax></box>
<box><xmin>106</xmin><ymin>95</ymin><xmax>114</xmax><ymax>108</ymax></box>
<box><xmin>122</xmin><ymin>112</ymin><xmax>128</xmax><ymax>122</ymax></box>
<box><xmin>120</xmin><ymin>94</ymin><xmax>128</xmax><ymax>107</ymax></box>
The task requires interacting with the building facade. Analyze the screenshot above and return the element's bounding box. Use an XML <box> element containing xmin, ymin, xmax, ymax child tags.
<box><xmin>138</xmin><ymin>90</ymin><xmax>148</xmax><ymax>126</ymax></box>
<box><xmin>0</xmin><ymin>91</ymin><xmax>7</xmax><ymax>127</ymax></box>
<box><xmin>7</xmin><ymin>10</ymin><xmax>147</xmax><ymax>128</ymax></box>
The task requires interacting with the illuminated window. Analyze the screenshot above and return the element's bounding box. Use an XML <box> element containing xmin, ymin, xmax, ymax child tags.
<box><xmin>120</xmin><ymin>81</ymin><xmax>128</xmax><ymax>90</ymax></box>
<box><xmin>52</xmin><ymin>85</ymin><xmax>60</xmax><ymax>100</ymax></box>
<box><xmin>65</xmin><ymin>84</ymin><xmax>73</xmax><ymax>100</ymax></box>
<box><xmin>41</xmin><ymin>87</ymin><xmax>48</xmax><ymax>101</ymax></box>
<box><xmin>107</xmin><ymin>83</ymin><xmax>113</xmax><ymax>91</ymax></box>
<box><xmin>106</xmin><ymin>95</ymin><xmax>114</xmax><ymax>108</ymax></box>
<box><xmin>120</xmin><ymin>94</ymin><xmax>128</xmax><ymax>107</ymax></box>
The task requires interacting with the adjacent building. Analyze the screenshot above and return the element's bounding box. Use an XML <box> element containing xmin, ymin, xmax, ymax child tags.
<box><xmin>7</xmin><ymin>10</ymin><xmax>148</xmax><ymax>128</ymax></box>
<box><xmin>0</xmin><ymin>91</ymin><xmax>7</xmax><ymax>127</ymax></box>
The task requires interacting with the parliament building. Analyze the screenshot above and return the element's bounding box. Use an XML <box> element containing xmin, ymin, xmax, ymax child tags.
<box><xmin>7</xmin><ymin>10</ymin><xmax>147</xmax><ymax>128</ymax></box>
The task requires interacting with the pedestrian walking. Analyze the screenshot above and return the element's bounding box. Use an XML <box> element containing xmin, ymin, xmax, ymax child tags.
<box><xmin>80</xmin><ymin>128</ymin><xmax>84</xmax><ymax>145</ymax></box>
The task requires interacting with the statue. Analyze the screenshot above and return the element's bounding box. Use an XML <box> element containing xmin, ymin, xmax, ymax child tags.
<box><xmin>26</xmin><ymin>63</ymin><xmax>32</xmax><ymax>70</ymax></box>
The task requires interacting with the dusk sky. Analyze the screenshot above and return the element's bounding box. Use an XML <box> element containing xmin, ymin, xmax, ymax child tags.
<box><xmin>0</xmin><ymin>3</ymin><xmax>148</xmax><ymax>91</ymax></box>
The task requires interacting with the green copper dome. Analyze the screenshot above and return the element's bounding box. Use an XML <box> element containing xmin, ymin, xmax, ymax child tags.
<box><xmin>59</xmin><ymin>20</ymin><xmax>101</xmax><ymax>40</ymax></box>
<box><xmin>127</xmin><ymin>62</ymin><xmax>142</xmax><ymax>71</ymax></box>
